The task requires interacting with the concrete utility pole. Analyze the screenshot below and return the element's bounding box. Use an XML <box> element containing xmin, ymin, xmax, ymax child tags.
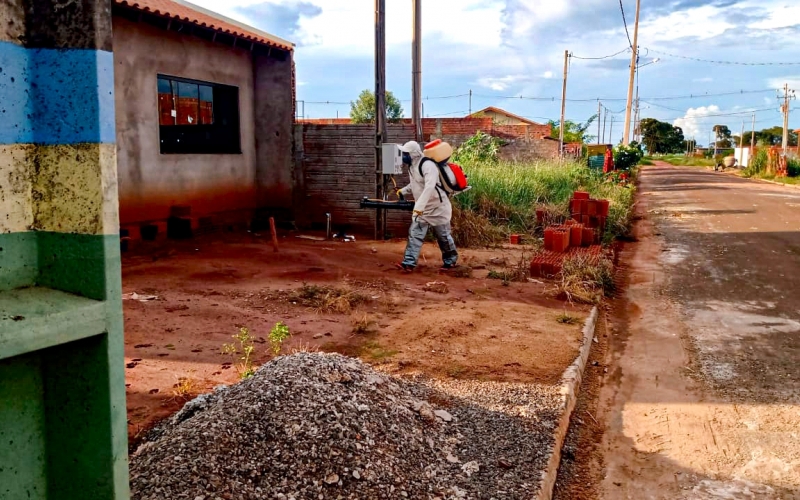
<box><xmin>751</xmin><ymin>113</ymin><xmax>756</xmax><ymax>151</ymax></box>
<box><xmin>469</xmin><ymin>89</ymin><xmax>472</xmax><ymax>115</ymax></box>
<box><xmin>374</xmin><ymin>0</ymin><xmax>387</xmax><ymax>240</ymax></box>
<box><xmin>739</xmin><ymin>121</ymin><xmax>745</xmax><ymax>166</ymax></box>
<box><xmin>622</xmin><ymin>0</ymin><xmax>641</xmax><ymax>145</ymax></box>
<box><xmin>602</xmin><ymin>107</ymin><xmax>607</xmax><ymax>143</ymax></box>
<box><xmin>559</xmin><ymin>50</ymin><xmax>569</xmax><ymax>157</ymax></box>
<box><xmin>597</xmin><ymin>101</ymin><xmax>602</xmax><ymax>144</ymax></box>
<box><xmin>411</xmin><ymin>0</ymin><xmax>422</xmax><ymax>141</ymax></box>
<box><xmin>609</xmin><ymin>116</ymin><xmax>614</xmax><ymax>144</ymax></box>
<box><xmin>779</xmin><ymin>83</ymin><xmax>796</xmax><ymax>151</ymax></box>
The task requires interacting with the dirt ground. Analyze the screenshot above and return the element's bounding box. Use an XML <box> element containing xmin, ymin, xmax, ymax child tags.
<box><xmin>555</xmin><ymin>163</ymin><xmax>800</xmax><ymax>499</ymax></box>
<box><xmin>122</xmin><ymin>231</ymin><xmax>590</xmax><ymax>446</ymax></box>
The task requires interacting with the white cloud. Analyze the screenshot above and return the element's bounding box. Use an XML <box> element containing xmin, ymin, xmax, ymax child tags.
<box><xmin>477</xmin><ymin>75</ymin><xmax>528</xmax><ymax>91</ymax></box>
<box><xmin>673</xmin><ymin>105</ymin><xmax>722</xmax><ymax>140</ymax></box>
<box><xmin>639</xmin><ymin>5</ymin><xmax>735</xmax><ymax>42</ymax></box>
<box><xmin>748</xmin><ymin>4</ymin><xmax>800</xmax><ymax>29</ymax></box>
<box><xmin>543</xmin><ymin>71</ymin><xmax>554</xmax><ymax>79</ymax></box>
<box><xmin>767</xmin><ymin>76</ymin><xmax>800</xmax><ymax>91</ymax></box>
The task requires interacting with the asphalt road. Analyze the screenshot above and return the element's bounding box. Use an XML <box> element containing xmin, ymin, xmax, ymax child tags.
<box><xmin>599</xmin><ymin>164</ymin><xmax>800</xmax><ymax>499</ymax></box>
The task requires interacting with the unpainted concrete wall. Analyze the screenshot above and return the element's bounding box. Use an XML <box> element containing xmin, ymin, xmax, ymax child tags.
<box><xmin>253</xmin><ymin>51</ymin><xmax>294</xmax><ymax>216</ymax></box>
<box><xmin>112</xmin><ymin>16</ymin><xmax>257</xmax><ymax>227</ymax></box>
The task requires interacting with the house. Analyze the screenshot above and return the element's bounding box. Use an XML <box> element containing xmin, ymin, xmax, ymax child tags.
<box><xmin>468</xmin><ymin>106</ymin><xmax>545</xmax><ymax>126</ymax></box>
<box><xmin>111</xmin><ymin>0</ymin><xmax>296</xmax><ymax>239</ymax></box>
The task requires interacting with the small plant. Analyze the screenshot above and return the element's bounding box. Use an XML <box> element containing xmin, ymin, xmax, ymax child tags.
<box><xmin>222</xmin><ymin>327</ymin><xmax>257</xmax><ymax>379</ymax></box>
<box><xmin>288</xmin><ymin>283</ymin><xmax>368</xmax><ymax>314</ymax></box>
<box><xmin>269</xmin><ymin>321</ymin><xmax>291</xmax><ymax>355</ymax></box>
<box><xmin>351</xmin><ymin>313</ymin><xmax>375</xmax><ymax>335</ymax></box>
<box><xmin>556</xmin><ymin>312</ymin><xmax>580</xmax><ymax>325</ymax></box>
<box><xmin>171</xmin><ymin>375</ymin><xmax>197</xmax><ymax>402</ymax></box>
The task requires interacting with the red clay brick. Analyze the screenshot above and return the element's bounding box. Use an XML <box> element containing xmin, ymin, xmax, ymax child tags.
<box><xmin>573</xmin><ymin>191</ymin><xmax>590</xmax><ymax>200</ymax></box>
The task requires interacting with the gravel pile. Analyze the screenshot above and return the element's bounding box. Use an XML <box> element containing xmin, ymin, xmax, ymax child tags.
<box><xmin>130</xmin><ymin>353</ymin><xmax>563</xmax><ymax>500</ymax></box>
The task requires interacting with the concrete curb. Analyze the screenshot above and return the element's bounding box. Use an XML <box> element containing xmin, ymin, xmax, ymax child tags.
<box><xmin>536</xmin><ymin>305</ymin><xmax>600</xmax><ymax>500</ymax></box>
<box><xmin>718</xmin><ymin>169</ymin><xmax>800</xmax><ymax>189</ymax></box>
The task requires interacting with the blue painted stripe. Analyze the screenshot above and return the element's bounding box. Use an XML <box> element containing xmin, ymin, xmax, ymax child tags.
<box><xmin>0</xmin><ymin>41</ymin><xmax>115</xmax><ymax>145</ymax></box>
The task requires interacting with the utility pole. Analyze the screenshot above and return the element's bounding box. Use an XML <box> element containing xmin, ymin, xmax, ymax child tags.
<box><xmin>750</xmin><ymin>113</ymin><xmax>756</xmax><ymax>151</ymax></box>
<box><xmin>374</xmin><ymin>0</ymin><xmax>387</xmax><ymax>240</ymax></box>
<box><xmin>609</xmin><ymin>116</ymin><xmax>614</xmax><ymax>144</ymax></box>
<box><xmin>597</xmin><ymin>101</ymin><xmax>602</xmax><ymax>145</ymax></box>
<box><xmin>622</xmin><ymin>0</ymin><xmax>641</xmax><ymax>145</ymax></box>
<box><xmin>411</xmin><ymin>0</ymin><xmax>422</xmax><ymax>141</ymax></box>
<box><xmin>468</xmin><ymin>89</ymin><xmax>472</xmax><ymax>116</ymax></box>
<box><xmin>739</xmin><ymin>120</ymin><xmax>745</xmax><ymax>166</ymax></box>
<box><xmin>559</xmin><ymin>50</ymin><xmax>569</xmax><ymax>157</ymax></box>
<box><xmin>779</xmin><ymin>83</ymin><xmax>796</xmax><ymax>151</ymax></box>
<box><xmin>602</xmin><ymin>107</ymin><xmax>607</xmax><ymax>143</ymax></box>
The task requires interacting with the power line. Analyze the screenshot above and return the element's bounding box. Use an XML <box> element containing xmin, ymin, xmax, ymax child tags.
<box><xmin>641</xmin><ymin>106</ymin><xmax>779</xmax><ymax>122</ymax></box>
<box><xmin>471</xmin><ymin>88</ymin><xmax>775</xmax><ymax>102</ymax></box>
<box><xmin>618</xmin><ymin>0</ymin><xmax>633</xmax><ymax>48</ymax></box>
<box><xmin>570</xmin><ymin>47</ymin><xmax>630</xmax><ymax>60</ymax></box>
<box><xmin>644</xmin><ymin>48</ymin><xmax>800</xmax><ymax>66</ymax></box>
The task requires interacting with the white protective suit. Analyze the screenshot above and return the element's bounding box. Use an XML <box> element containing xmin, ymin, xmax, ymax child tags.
<box><xmin>397</xmin><ymin>141</ymin><xmax>452</xmax><ymax>226</ymax></box>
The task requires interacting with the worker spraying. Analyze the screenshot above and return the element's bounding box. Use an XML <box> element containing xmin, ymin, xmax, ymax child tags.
<box><xmin>395</xmin><ymin>140</ymin><xmax>466</xmax><ymax>272</ymax></box>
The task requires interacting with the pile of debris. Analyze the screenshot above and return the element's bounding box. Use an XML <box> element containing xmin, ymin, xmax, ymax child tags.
<box><xmin>130</xmin><ymin>353</ymin><xmax>562</xmax><ymax>500</ymax></box>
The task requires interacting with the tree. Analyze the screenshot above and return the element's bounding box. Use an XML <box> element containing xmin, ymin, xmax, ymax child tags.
<box><xmin>349</xmin><ymin>89</ymin><xmax>403</xmax><ymax>124</ymax></box>
<box><xmin>548</xmin><ymin>114</ymin><xmax>598</xmax><ymax>144</ymax></box>
<box><xmin>639</xmin><ymin>118</ymin><xmax>685</xmax><ymax>154</ymax></box>
<box><xmin>712</xmin><ymin>124</ymin><xmax>732</xmax><ymax>148</ymax></box>
<box><xmin>733</xmin><ymin>127</ymin><xmax>798</xmax><ymax>147</ymax></box>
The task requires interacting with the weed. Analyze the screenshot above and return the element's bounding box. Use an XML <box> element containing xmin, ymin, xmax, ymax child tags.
<box><xmin>222</xmin><ymin>327</ymin><xmax>257</xmax><ymax>379</ymax></box>
<box><xmin>451</xmin><ymin>157</ymin><xmax>637</xmax><ymax>247</ymax></box>
<box><xmin>171</xmin><ymin>375</ymin><xmax>197</xmax><ymax>402</ymax></box>
<box><xmin>289</xmin><ymin>284</ymin><xmax>368</xmax><ymax>314</ymax></box>
<box><xmin>558</xmin><ymin>254</ymin><xmax>615</xmax><ymax>304</ymax></box>
<box><xmin>487</xmin><ymin>249</ymin><xmax>530</xmax><ymax>283</ymax></box>
<box><xmin>556</xmin><ymin>312</ymin><xmax>580</xmax><ymax>325</ymax></box>
<box><xmin>361</xmin><ymin>340</ymin><xmax>398</xmax><ymax>361</ymax></box>
<box><xmin>291</xmin><ymin>342</ymin><xmax>320</xmax><ymax>354</ymax></box>
<box><xmin>351</xmin><ymin>313</ymin><xmax>375</xmax><ymax>335</ymax></box>
<box><xmin>269</xmin><ymin>321</ymin><xmax>291</xmax><ymax>355</ymax></box>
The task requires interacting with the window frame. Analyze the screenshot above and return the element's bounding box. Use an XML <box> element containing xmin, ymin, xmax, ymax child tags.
<box><xmin>156</xmin><ymin>74</ymin><xmax>242</xmax><ymax>155</ymax></box>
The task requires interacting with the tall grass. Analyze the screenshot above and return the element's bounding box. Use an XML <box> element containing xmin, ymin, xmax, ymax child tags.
<box><xmin>451</xmin><ymin>159</ymin><xmax>636</xmax><ymax>246</ymax></box>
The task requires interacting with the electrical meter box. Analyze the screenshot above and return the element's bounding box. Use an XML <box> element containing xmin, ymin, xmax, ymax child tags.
<box><xmin>382</xmin><ymin>143</ymin><xmax>404</xmax><ymax>175</ymax></box>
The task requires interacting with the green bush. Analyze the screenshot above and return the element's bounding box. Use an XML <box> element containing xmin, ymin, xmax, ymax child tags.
<box><xmin>788</xmin><ymin>159</ymin><xmax>800</xmax><ymax>177</ymax></box>
<box><xmin>451</xmin><ymin>131</ymin><xmax>505</xmax><ymax>164</ymax></box>
<box><xmin>613</xmin><ymin>143</ymin><xmax>644</xmax><ymax>170</ymax></box>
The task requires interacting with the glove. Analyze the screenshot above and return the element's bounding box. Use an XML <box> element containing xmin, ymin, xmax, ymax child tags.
<box><xmin>413</xmin><ymin>209</ymin><xmax>423</xmax><ymax>218</ymax></box>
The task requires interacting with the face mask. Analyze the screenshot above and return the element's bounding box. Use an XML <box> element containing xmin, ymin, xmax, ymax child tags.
<box><xmin>402</xmin><ymin>152</ymin><xmax>412</xmax><ymax>165</ymax></box>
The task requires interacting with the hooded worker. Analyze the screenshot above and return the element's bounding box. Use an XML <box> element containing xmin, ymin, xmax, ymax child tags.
<box><xmin>394</xmin><ymin>140</ymin><xmax>458</xmax><ymax>271</ymax></box>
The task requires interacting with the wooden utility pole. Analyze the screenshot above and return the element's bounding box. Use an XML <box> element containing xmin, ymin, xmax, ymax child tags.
<box><xmin>559</xmin><ymin>50</ymin><xmax>569</xmax><ymax>157</ymax></box>
<box><xmin>411</xmin><ymin>0</ymin><xmax>422</xmax><ymax>141</ymax></box>
<box><xmin>622</xmin><ymin>0</ymin><xmax>641</xmax><ymax>145</ymax></box>
<box><xmin>374</xmin><ymin>0</ymin><xmax>387</xmax><ymax>240</ymax></box>
<box><xmin>779</xmin><ymin>83</ymin><xmax>796</xmax><ymax>151</ymax></box>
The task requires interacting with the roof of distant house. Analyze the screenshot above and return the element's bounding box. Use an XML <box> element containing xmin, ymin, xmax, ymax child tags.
<box><xmin>468</xmin><ymin>106</ymin><xmax>544</xmax><ymax>126</ymax></box>
<box><xmin>113</xmin><ymin>0</ymin><xmax>294</xmax><ymax>51</ymax></box>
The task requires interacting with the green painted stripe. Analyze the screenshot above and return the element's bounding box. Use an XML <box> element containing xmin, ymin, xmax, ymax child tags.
<box><xmin>0</xmin><ymin>232</ymin><xmax>38</xmax><ymax>291</ymax></box>
<box><xmin>0</xmin><ymin>144</ymin><xmax>119</xmax><ymax>235</ymax></box>
<box><xmin>38</xmin><ymin>233</ymin><xmax>121</xmax><ymax>301</ymax></box>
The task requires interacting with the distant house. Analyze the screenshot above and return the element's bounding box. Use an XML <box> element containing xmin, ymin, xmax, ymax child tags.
<box><xmin>468</xmin><ymin>106</ymin><xmax>545</xmax><ymax>127</ymax></box>
<box><xmin>111</xmin><ymin>0</ymin><xmax>296</xmax><ymax>239</ymax></box>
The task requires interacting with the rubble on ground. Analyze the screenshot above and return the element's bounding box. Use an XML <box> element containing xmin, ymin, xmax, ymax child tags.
<box><xmin>129</xmin><ymin>353</ymin><xmax>563</xmax><ymax>500</ymax></box>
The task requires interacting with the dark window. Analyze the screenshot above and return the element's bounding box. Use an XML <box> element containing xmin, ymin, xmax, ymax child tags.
<box><xmin>157</xmin><ymin>75</ymin><xmax>240</xmax><ymax>154</ymax></box>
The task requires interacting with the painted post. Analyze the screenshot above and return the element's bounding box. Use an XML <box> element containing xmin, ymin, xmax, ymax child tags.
<box><xmin>0</xmin><ymin>1</ymin><xmax>129</xmax><ymax>498</ymax></box>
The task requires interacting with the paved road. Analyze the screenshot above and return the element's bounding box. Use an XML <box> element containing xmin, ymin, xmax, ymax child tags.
<box><xmin>600</xmin><ymin>164</ymin><xmax>800</xmax><ymax>499</ymax></box>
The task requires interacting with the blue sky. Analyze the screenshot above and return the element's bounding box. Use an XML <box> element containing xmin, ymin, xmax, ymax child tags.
<box><xmin>190</xmin><ymin>0</ymin><xmax>800</xmax><ymax>146</ymax></box>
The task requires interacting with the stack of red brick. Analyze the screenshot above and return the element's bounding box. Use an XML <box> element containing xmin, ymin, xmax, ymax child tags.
<box><xmin>529</xmin><ymin>191</ymin><xmax>610</xmax><ymax>278</ymax></box>
<box><xmin>569</xmin><ymin>191</ymin><xmax>610</xmax><ymax>233</ymax></box>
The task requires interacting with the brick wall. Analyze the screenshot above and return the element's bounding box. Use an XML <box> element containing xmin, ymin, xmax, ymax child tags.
<box><xmin>498</xmin><ymin>138</ymin><xmax>560</xmax><ymax>162</ymax></box>
<box><xmin>295</xmin><ymin>123</ymin><xmax>415</xmax><ymax>237</ymax></box>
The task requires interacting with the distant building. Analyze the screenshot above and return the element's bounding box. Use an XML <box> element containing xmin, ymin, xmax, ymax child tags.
<box><xmin>468</xmin><ymin>106</ymin><xmax>545</xmax><ymax>126</ymax></box>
